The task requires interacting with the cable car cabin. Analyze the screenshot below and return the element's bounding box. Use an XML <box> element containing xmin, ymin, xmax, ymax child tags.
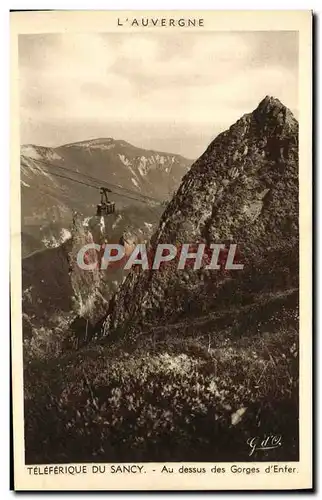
<box><xmin>96</xmin><ymin>202</ymin><xmax>115</xmax><ymax>216</ymax></box>
<box><xmin>96</xmin><ymin>187</ymin><xmax>115</xmax><ymax>216</ymax></box>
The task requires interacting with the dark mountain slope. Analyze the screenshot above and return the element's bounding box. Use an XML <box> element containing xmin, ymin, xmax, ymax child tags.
<box><xmin>100</xmin><ymin>96</ymin><xmax>298</xmax><ymax>338</ymax></box>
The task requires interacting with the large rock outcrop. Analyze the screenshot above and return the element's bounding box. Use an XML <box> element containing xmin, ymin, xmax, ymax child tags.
<box><xmin>100</xmin><ymin>96</ymin><xmax>299</xmax><ymax>338</ymax></box>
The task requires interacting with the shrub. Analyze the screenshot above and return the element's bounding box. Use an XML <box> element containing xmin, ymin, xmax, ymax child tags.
<box><xmin>24</xmin><ymin>326</ymin><xmax>298</xmax><ymax>464</ymax></box>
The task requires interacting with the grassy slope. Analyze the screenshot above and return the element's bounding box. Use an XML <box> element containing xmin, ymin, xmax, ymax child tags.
<box><xmin>24</xmin><ymin>289</ymin><xmax>298</xmax><ymax>464</ymax></box>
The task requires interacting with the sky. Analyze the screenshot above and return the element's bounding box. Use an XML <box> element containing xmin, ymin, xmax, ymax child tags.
<box><xmin>19</xmin><ymin>31</ymin><xmax>298</xmax><ymax>159</ymax></box>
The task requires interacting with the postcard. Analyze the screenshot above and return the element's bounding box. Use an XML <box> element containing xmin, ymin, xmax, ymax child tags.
<box><xmin>10</xmin><ymin>10</ymin><xmax>312</xmax><ymax>491</ymax></box>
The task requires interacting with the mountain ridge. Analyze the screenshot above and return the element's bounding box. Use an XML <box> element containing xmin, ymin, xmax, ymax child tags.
<box><xmin>98</xmin><ymin>95</ymin><xmax>299</xmax><ymax>338</ymax></box>
<box><xmin>20</xmin><ymin>137</ymin><xmax>192</xmax><ymax>256</ymax></box>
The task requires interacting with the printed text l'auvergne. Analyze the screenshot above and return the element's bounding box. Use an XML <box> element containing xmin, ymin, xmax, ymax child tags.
<box><xmin>117</xmin><ymin>18</ymin><xmax>205</xmax><ymax>28</ymax></box>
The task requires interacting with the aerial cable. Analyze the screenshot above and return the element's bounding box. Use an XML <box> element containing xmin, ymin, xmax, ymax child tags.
<box><xmin>22</xmin><ymin>155</ymin><xmax>160</xmax><ymax>204</ymax></box>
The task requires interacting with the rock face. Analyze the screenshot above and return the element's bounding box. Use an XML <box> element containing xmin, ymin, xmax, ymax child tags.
<box><xmin>100</xmin><ymin>96</ymin><xmax>299</xmax><ymax>338</ymax></box>
<box><xmin>22</xmin><ymin>207</ymin><xmax>160</xmax><ymax>343</ymax></box>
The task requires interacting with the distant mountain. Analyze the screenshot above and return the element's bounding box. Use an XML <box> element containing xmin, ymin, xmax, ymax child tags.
<box><xmin>20</xmin><ymin>137</ymin><xmax>190</xmax><ymax>345</ymax></box>
<box><xmin>20</xmin><ymin>138</ymin><xmax>191</xmax><ymax>256</ymax></box>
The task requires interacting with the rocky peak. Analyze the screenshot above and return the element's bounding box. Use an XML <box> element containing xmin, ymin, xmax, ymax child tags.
<box><xmin>255</xmin><ymin>95</ymin><xmax>295</xmax><ymax>121</ymax></box>
<box><xmin>153</xmin><ymin>96</ymin><xmax>298</xmax><ymax>244</ymax></box>
<box><xmin>97</xmin><ymin>97</ymin><xmax>299</xmax><ymax>338</ymax></box>
<box><xmin>252</xmin><ymin>95</ymin><xmax>298</xmax><ymax>139</ymax></box>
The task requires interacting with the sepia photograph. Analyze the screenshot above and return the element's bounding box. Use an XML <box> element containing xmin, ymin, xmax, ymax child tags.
<box><xmin>10</xmin><ymin>10</ymin><xmax>312</xmax><ymax>491</ymax></box>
